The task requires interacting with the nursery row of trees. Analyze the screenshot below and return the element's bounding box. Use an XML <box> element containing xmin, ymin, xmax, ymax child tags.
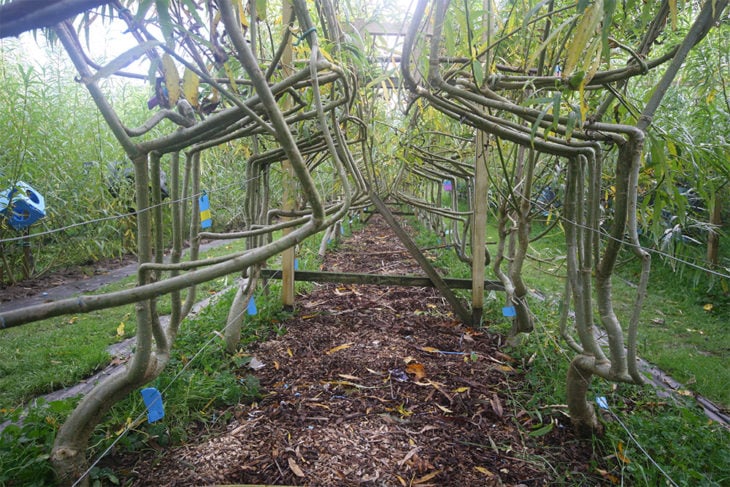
<box><xmin>0</xmin><ymin>0</ymin><xmax>727</xmax><ymax>484</ymax></box>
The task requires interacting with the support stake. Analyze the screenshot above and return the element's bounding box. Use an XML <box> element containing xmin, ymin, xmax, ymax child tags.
<box><xmin>368</xmin><ymin>191</ymin><xmax>471</xmax><ymax>324</ymax></box>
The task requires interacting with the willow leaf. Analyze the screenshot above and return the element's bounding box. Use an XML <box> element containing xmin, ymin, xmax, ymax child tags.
<box><xmin>564</xmin><ymin>0</ymin><xmax>603</xmax><ymax>77</ymax></box>
<box><xmin>88</xmin><ymin>41</ymin><xmax>163</xmax><ymax>83</ymax></box>
<box><xmin>161</xmin><ymin>53</ymin><xmax>180</xmax><ymax>106</ymax></box>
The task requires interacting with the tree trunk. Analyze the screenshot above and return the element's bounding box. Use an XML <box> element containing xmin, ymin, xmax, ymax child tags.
<box><xmin>706</xmin><ymin>195</ymin><xmax>722</xmax><ymax>268</ymax></box>
<box><xmin>566</xmin><ymin>356</ymin><xmax>603</xmax><ymax>437</ymax></box>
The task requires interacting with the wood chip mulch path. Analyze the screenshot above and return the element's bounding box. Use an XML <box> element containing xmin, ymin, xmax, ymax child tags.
<box><xmin>120</xmin><ymin>214</ymin><xmax>599</xmax><ymax>486</ymax></box>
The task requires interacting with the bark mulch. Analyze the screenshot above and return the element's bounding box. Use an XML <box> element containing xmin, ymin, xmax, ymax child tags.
<box><xmin>119</xmin><ymin>214</ymin><xmax>599</xmax><ymax>486</ymax></box>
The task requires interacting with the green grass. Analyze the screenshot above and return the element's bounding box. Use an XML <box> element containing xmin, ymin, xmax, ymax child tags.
<box><xmin>0</xmin><ymin>215</ymin><xmax>353</xmax><ymax>411</ymax></box>
<box><xmin>0</xmin><ymin>242</ymin><xmax>262</xmax><ymax>411</ymax></box>
<box><xmin>408</xmin><ymin>213</ymin><xmax>730</xmax><ymax>484</ymax></box>
<box><xmin>512</xmin><ymin>219</ymin><xmax>730</xmax><ymax>410</ymax></box>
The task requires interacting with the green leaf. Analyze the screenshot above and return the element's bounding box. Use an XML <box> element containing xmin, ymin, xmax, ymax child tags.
<box><xmin>564</xmin><ymin>0</ymin><xmax>603</xmax><ymax>76</ymax></box>
<box><xmin>601</xmin><ymin>0</ymin><xmax>617</xmax><ymax>61</ymax></box>
<box><xmin>565</xmin><ymin>106</ymin><xmax>579</xmax><ymax>140</ymax></box>
<box><xmin>155</xmin><ymin>0</ymin><xmax>175</xmax><ymax>46</ymax></box>
<box><xmin>524</xmin><ymin>0</ymin><xmax>554</xmax><ymax>28</ymax></box>
<box><xmin>472</xmin><ymin>59</ymin><xmax>484</xmax><ymax>87</ymax></box>
<box><xmin>550</xmin><ymin>91</ymin><xmax>562</xmax><ymax>133</ymax></box>
<box><xmin>256</xmin><ymin>0</ymin><xmax>267</xmax><ymax>20</ymax></box>
<box><xmin>530</xmin><ymin>105</ymin><xmax>549</xmax><ymax>147</ymax></box>
<box><xmin>181</xmin><ymin>0</ymin><xmax>205</xmax><ymax>27</ymax></box>
<box><xmin>134</xmin><ymin>0</ymin><xmax>155</xmax><ymax>22</ymax></box>
<box><xmin>529</xmin><ymin>422</ymin><xmax>554</xmax><ymax>437</ymax></box>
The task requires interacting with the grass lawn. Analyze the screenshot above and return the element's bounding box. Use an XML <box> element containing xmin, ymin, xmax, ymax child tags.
<box><xmin>0</xmin><ymin>241</ymin><xmax>245</xmax><ymax>411</ymax></box>
<box><xmin>521</xmin><ymin>220</ymin><xmax>729</xmax><ymax>409</ymax></box>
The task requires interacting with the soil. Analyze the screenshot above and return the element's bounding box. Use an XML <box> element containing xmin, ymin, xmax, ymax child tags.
<box><xmin>107</xmin><ymin>215</ymin><xmax>604</xmax><ymax>486</ymax></box>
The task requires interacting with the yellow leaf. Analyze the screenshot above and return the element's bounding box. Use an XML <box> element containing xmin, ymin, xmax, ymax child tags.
<box><xmin>116</xmin><ymin>322</ymin><xmax>125</xmax><ymax>337</ymax></box>
<box><xmin>234</xmin><ymin>0</ymin><xmax>249</xmax><ymax>28</ymax></box>
<box><xmin>287</xmin><ymin>347</ymin><xmax>293</xmax><ymax>357</ymax></box>
<box><xmin>703</xmin><ymin>303</ymin><xmax>713</xmax><ymax>311</ymax></box>
<box><xmin>617</xmin><ymin>441</ymin><xmax>631</xmax><ymax>464</ymax></box>
<box><xmin>413</xmin><ymin>470</ymin><xmax>442</xmax><ymax>484</ymax></box>
<box><xmin>596</xmin><ymin>468</ymin><xmax>620</xmax><ymax>484</ymax></box>
<box><xmin>474</xmin><ymin>466</ymin><xmax>494</xmax><ymax>476</ymax></box>
<box><xmin>319</xmin><ymin>45</ymin><xmax>335</xmax><ymax>64</ymax></box>
<box><xmin>497</xmin><ymin>364</ymin><xmax>517</xmax><ymax>374</ymax></box>
<box><xmin>223</xmin><ymin>61</ymin><xmax>239</xmax><ymax>93</ymax></box>
<box><xmin>182</xmin><ymin>68</ymin><xmax>200</xmax><ymax>108</ymax></box>
<box><xmin>326</xmin><ymin>343</ymin><xmax>353</xmax><ymax>355</ymax></box>
<box><xmin>161</xmin><ymin>53</ymin><xmax>180</xmax><ymax>106</ymax></box>
<box><xmin>453</xmin><ymin>386</ymin><xmax>470</xmax><ymax>393</ymax></box>
<box><xmin>435</xmin><ymin>404</ymin><xmax>453</xmax><ymax>414</ymax></box>
<box><xmin>419</xmin><ymin>346</ymin><xmax>441</xmax><ymax>353</ymax></box>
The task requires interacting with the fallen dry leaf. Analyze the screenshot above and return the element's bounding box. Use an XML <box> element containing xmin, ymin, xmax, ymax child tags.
<box><xmin>288</xmin><ymin>457</ymin><xmax>305</xmax><ymax>477</ymax></box>
<box><xmin>413</xmin><ymin>469</ymin><xmax>443</xmax><ymax>484</ymax></box>
<box><xmin>474</xmin><ymin>466</ymin><xmax>495</xmax><ymax>476</ymax></box>
<box><xmin>617</xmin><ymin>441</ymin><xmax>631</xmax><ymax>464</ymax></box>
<box><xmin>338</xmin><ymin>373</ymin><xmax>361</xmax><ymax>381</ymax></box>
<box><xmin>497</xmin><ymin>364</ymin><xmax>517</xmax><ymax>374</ymax></box>
<box><xmin>398</xmin><ymin>446</ymin><xmax>421</xmax><ymax>466</ymax></box>
<box><xmin>490</xmin><ymin>393</ymin><xmax>504</xmax><ymax>417</ymax></box>
<box><xmin>406</xmin><ymin>363</ymin><xmax>427</xmax><ymax>381</ymax></box>
<box><xmin>435</xmin><ymin>404</ymin><xmax>453</xmax><ymax>414</ymax></box>
<box><xmin>326</xmin><ymin>342</ymin><xmax>353</xmax><ymax>355</ymax></box>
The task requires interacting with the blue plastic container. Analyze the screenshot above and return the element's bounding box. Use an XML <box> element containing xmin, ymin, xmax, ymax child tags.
<box><xmin>0</xmin><ymin>181</ymin><xmax>46</xmax><ymax>230</ymax></box>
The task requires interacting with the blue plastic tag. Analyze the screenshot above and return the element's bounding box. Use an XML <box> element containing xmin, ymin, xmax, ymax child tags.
<box><xmin>294</xmin><ymin>258</ymin><xmax>299</xmax><ymax>271</ymax></box>
<box><xmin>596</xmin><ymin>396</ymin><xmax>609</xmax><ymax>410</ymax></box>
<box><xmin>443</xmin><ymin>180</ymin><xmax>453</xmax><ymax>192</ymax></box>
<box><xmin>502</xmin><ymin>306</ymin><xmax>516</xmax><ymax>317</ymax></box>
<box><xmin>199</xmin><ymin>193</ymin><xmax>212</xmax><ymax>229</ymax></box>
<box><xmin>140</xmin><ymin>387</ymin><xmax>165</xmax><ymax>423</ymax></box>
<box><xmin>247</xmin><ymin>296</ymin><xmax>258</xmax><ymax>315</ymax></box>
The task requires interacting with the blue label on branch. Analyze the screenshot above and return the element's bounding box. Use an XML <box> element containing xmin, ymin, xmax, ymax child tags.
<box><xmin>140</xmin><ymin>387</ymin><xmax>165</xmax><ymax>423</ymax></box>
<box><xmin>199</xmin><ymin>193</ymin><xmax>212</xmax><ymax>229</ymax></box>
<box><xmin>502</xmin><ymin>306</ymin><xmax>516</xmax><ymax>317</ymax></box>
<box><xmin>247</xmin><ymin>296</ymin><xmax>258</xmax><ymax>315</ymax></box>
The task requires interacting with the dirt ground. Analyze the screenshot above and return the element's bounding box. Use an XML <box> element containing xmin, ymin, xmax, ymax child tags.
<box><xmin>110</xmin><ymin>215</ymin><xmax>602</xmax><ymax>486</ymax></box>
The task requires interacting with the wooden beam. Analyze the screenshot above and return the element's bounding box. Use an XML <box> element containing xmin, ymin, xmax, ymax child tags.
<box><xmin>280</xmin><ymin>0</ymin><xmax>296</xmax><ymax>310</ymax></box>
<box><xmin>260</xmin><ymin>269</ymin><xmax>503</xmax><ymax>290</ymax></box>
<box><xmin>368</xmin><ymin>191</ymin><xmax>472</xmax><ymax>324</ymax></box>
